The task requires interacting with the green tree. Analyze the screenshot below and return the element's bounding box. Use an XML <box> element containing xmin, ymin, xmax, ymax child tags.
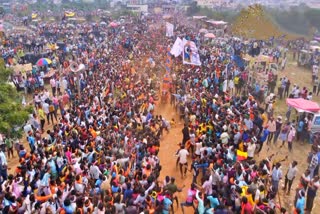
<box><xmin>186</xmin><ymin>1</ymin><xmax>199</xmax><ymax>16</ymax></box>
<box><xmin>0</xmin><ymin>59</ymin><xmax>32</xmax><ymax>138</ymax></box>
<box><xmin>0</xmin><ymin>6</ymin><xmax>4</xmax><ymax>15</ymax></box>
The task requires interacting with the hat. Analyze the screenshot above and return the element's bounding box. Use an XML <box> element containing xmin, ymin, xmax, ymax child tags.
<box><xmin>277</xmin><ymin>116</ymin><xmax>282</xmax><ymax>120</ymax></box>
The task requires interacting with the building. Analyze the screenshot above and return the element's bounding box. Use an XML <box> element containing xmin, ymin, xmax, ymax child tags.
<box><xmin>126</xmin><ymin>4</ymin><xmax>148</xmax><ymax>13</ymax></box>
<box><xmin>196</xmin><ymin>0</ymin><xmax>222</xmax><ymax>8</ymax></box>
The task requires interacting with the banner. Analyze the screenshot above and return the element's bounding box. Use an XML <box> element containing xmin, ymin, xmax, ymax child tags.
<box><xmin>170</xmin><ymin>37</ymin><xmax>183</xmax><ymax>57</ymax></box>
<box><xmin>165</xmin><ymin>22</ymin><xmax>174</xmax><ymax>37</ymax></box>
<box><xmin>236</xmin><ymin>150</ymin><xmax>248</xmax><ymax>161</ymax></box>
<box><xmin>182</xmin><ymin>38</ymin><xmax>201</xmax><ymax>66</ymax></box>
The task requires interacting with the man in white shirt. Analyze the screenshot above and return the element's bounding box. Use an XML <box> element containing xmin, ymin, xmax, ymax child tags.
<box><xmin>42</xmin><ymin>101</ymin><xmax>50</xmax><ymax>124</ymax></box>
<box><xmin>220</xmin><ymin>131</ymin><xmax>230</xmax><ymax>144</ymax></box>
<box><xmin>271</xmin><ymin>162</ymin><xmax>282</xmax><ymax>193</ymax></box>
<box><xmin>283</xmin><ymin>160</ymin><xmax>298</xmax><ymax>194</ymax></box>
<box><xmin>247</xmin><ymin>141</ymin><xmax>256</xmax><ymax>160</ymax></box>
<box><xmin>177</xmin><ymin>145</ymin><xmax>189</xmax><ymax>179</ymax></box>
<box><xmin>62</xmin><ymin>77</ymin><xmax>68</xmax><ymax>92</ymax></box>
<box><xmin>0</xmin><ymin>148</ymin><xmax>8</xmax><ymax>180</ymax></box>
<box><xmin>312</xmin><ymin>65</ymin><xmax>319</xmax><ymax>82</ymax></box>
<box><xmin>89</xmin><ymin>164</ymin><xmax>102</xmax><ymax>180</ymax></box>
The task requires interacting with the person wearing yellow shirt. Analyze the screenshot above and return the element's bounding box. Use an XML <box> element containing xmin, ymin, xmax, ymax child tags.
<box><xmin>38</xmin><ymin>105</ymin><xmax>46</xmax><ymax>131</ymax></box>
<box><xmin>261</xmin><ymin>110</ymin><xmax>268</xmax><ymax>127</ymax></box>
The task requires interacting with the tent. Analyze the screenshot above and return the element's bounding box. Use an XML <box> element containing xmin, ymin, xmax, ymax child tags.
<box><xmin>206</xmin><ymin>20</ymin><xmax>228</xmax><ymax>25</ymax></box>
<box><xmin>286</xmin><ymin>98</ymin><xmax>320</xmax><ymax>113</ymax></box>
<box><xmin>193</xmin><ymin>16</ymin><xmax>207</xmax><ymax>20</ymax></box>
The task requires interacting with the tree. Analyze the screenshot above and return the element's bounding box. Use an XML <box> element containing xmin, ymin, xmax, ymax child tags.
<box><xmin>0</xmin><ymin>6</ymin><xmax>4</xmax><ymax>15</ymax></box>
<box><xmin>186</xmin><ymin>1</ymin><xmax>199</xmax><ymax>16</ymax></box>
<box><xmin>0</xmin><ymin>59</ymin><xmax>32</xmax><ymax>138</ymax></box>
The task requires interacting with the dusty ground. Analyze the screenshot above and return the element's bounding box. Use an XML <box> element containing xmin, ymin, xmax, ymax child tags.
<box><xmin>155</xmin><ymin>57</ymin><xmax>320</xmax><ymax>213</ymax></box>
<box><xmin>6</xmin><ymin>55</ymin><xmax>320</xmax><ymax>213</ymax></box>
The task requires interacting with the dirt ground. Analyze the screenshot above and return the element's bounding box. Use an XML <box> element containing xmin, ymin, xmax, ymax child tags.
<box><xmin>6</xmin><ymin>55</ymin><xmax>320</xmax><ymax>214</ymax></box>
<box><xmin>155</xmin><ymin>58</ymin><xmax>320</xmax><ymax>213</ymax></box>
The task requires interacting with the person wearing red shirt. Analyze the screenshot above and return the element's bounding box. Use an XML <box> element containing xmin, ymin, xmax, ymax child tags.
<box><xmin>241</xmin><ymin>196</ymin><xmax>254</xmax><ymax>214</ymax></box>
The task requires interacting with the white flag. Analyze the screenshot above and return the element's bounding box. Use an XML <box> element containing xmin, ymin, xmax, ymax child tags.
<box><xmin>166</xmin><ymin>22</ymin><xmax>174</xmax><ymax>37</ymax></box>
<box><xmin>170</xmin><ymin>37</ymin><xmax>183</xmax><ymax>57</ymax></box>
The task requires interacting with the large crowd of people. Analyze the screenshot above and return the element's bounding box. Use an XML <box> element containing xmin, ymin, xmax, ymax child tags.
<box><xmin>0</xmin><ymin>8</ymin><xmax>320</xmax><ymax>214</ymax></box>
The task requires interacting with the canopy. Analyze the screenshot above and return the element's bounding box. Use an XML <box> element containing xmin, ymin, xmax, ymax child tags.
<box><xmin>310</xmin><ymin>45</ymin><xmax>320</xmax><ymax>52</ymax></box>
<box><xmin>193</xmin><ymin>16</ymin><xmax>207</xmax><ymax>20</ymax></box>
<box><xmin>206</xmin><ymin>20</ymin><xmax>228</xmax><ymax>25</ymax></box>
<box><xmin>199</xmin><ymin>28</ymin><xmax>208</xmax><ymax>33</ymax></box>
<box><xmin>204</xmin><ymin>33</ymin><xmax>216</xmax><ymax>39</ymax></box>
<box><xmin>286</xmin><ymin>98</ymin><xmax>320</xmax><ymax>113</ymax></box>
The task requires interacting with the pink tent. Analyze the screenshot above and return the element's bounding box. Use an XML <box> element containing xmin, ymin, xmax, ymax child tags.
<box><xmin>286</xmin><ymin>98</ymin><xmax>320</xmax><ymax>113</ymax></box>
<box><xmin>204</xmin><ymin>33</ymin><xmax>216</xmax><ymax>39</ymax></box>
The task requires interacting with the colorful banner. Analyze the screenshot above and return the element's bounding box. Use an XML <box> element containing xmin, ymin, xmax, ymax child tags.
<box><xmin>236</xmin><ymin>150</ymin><xmax>248</xmax><ymax>161</ymax></box>
<box><xmin>170</xmin><ymin>37</ymin><xmax>183</xmax><ymax>57</ymax></box>
<box><xmin>182</xmin><ymin>38</ymin><xmax>201</xmax><ymax>66</ymax></box>
<box><xmin>165</xmin><ymin>22</ymin><xmax>174</xmax><ymax>37</ymax></box>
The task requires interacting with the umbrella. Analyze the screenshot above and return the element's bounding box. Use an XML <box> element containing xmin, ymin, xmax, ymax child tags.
<box><xmin>199</xmin><ymin>28</ymin><xmax>208</xmax><ymax>33</ymax></box>
<box><xmin>36</xmin><ymin>58</ymin><xmax>52</xmax><ymax>66</ymax></box>
<box><xmin>100</xmin><ymin>21</ymin><xmax>107</xmax><ymax>25</ymax></box>
<box><xmin>109</xmin><ymin>22</ymin><xmax>118</xmax><ymax>27</ymax></box>
<box><xmin>65</xmin><ymin>11</ymin><xmax>75</xmax><ymax>17</ymax></box>
<box><xmin>204</xmin><ymin>33</ymin><xmax>216</xmax><ymax>39</ymax></box>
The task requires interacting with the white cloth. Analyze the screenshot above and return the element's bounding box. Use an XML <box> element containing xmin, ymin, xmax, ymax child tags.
<box><xmin>286</xmin><ymin>164</ymin><xmax>298</xmax><ymax>180</ymax></box>
<box><xmin>178</xmin><ymin>149</ymin><xmax>189</xmax><ymax>164</ymax></box>
<box><xmin>0</xmin><ymin>151</ymin><xmax>7</xmax><ymax>165</ymax></box>
<box><xmin>247</xmin><ymin>143</ymin><xmax>256</xmax><ymax>158</ymax></box>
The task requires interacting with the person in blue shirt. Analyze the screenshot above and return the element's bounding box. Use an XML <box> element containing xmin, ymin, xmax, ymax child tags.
<box><xmin>295</xmin><ymin>190</ymin><xmax>305</xmax><ymax>214</ymax></box>
<box><xmin>207</xmin><ymin>191</ymin><xmax>220</xmax><ymax>210</ymax></box>
<box><xmin>297</xmin><ymin>119</ymin><xmax>305</xmax><ymax>141</ymax></box>
<box><xmin>63</xmin><ymin>198</ymin><xmax>75</xmax><ymax>214</ymax></box>
<box><xmin>47</xmin><ymin>158</ymin><xmax>57</xmax><ymax>179</ymax></box>
<box><xmin>123</xmin><ymin>183</ymin><xmax>133</xmax><ymax>203</ymax></box>
<box><xmin>27</xmin><ymin>134</ymin><xmax>35</xmax><ymax>152</ymax></box>
<box><xmin>162</xmin><ymin>196</ymin><xmax>172</xmax><ymax>214</ymax></box>
<box><xmin>257</xmin><ymin>126</ymin><xmax>270</xmax><ymax>153</ymax></box>
<box><xmin>196</xmin><ymin>190</ymin><xmax>204</xmax><ymax>214</ymax></box>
